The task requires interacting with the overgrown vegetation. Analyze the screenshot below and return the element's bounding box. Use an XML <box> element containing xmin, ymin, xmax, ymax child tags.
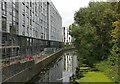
<box><xmin>69</xmin><ymin>1</ymin><xmax>120</xmax><ymax>83</ymax></box>
<box><xmin>76</xmin><ymin>71</ymin><xmax>113</xmax><ymax>82</ymax></box>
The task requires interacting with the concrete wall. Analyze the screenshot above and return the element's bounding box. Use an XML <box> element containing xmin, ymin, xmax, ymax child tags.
<box><xmin>2</xmin><ymin>61</ymin><xmax>34</xmax><ymax>81</ymax></box>
<box><xmin>2</xmin><ymin>48</ymin><xmax>74</xmax><ymax>83</ymax></box>
<box><xmin>2</xmin><ymin>49</ymin><xmax>64</xmax><ymax>83</ymax></box>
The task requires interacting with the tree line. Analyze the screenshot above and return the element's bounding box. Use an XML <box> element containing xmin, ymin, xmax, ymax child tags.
<box><xmin>69</xmin><ymin>1</ymin><xmax>120</xmax><ymax>83</ymax></box>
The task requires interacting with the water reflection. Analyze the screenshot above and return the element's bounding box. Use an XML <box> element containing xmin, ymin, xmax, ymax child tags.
<box><xmin>32</xmin><ymin>50</ymin><xmax>77</xmax><ymax>83</ymax></box>
<box><xmin>62</xmin><ymin>51</ymin><xmax>77</xmax><ymax>82</ymax></box>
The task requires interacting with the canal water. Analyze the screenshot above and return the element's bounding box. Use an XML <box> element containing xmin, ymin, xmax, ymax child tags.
<box><xmin>29</xmin><ymin>50</ymin><xmax>77</xmax><ymax>83</ymax></box>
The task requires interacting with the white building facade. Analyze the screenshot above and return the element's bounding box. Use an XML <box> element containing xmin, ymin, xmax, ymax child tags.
<box><xmin>62</xmin><ymin>27</ymin><xmax>72</xmax><ymax>45</ymax></box>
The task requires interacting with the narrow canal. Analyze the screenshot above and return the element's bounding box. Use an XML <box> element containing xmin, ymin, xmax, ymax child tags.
<box><xmin>28</xmin><ymin>50</ymin><xmax>78</xmax><ymax>83</ymax></box>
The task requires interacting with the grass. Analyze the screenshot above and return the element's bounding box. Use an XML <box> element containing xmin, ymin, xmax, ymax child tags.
<box><xmin>76</xmin><ymin>71</ymin><xmax>114</xmax><ymax>83</ymax></box>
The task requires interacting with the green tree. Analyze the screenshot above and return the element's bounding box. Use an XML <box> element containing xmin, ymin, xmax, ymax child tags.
<box><xmin>70</xmin><ymin>1</ymin><xmax>120</xmax><ymax>83</ymax></box>
<box><xmin>109</xmin><ymin>20</ymin><xmax>120</xmax><ymax>83</ymax></box>
<box><xmin>70</xmin><ymin>2</ymin><xmax>119</xmax><ymax>66</ymax></box>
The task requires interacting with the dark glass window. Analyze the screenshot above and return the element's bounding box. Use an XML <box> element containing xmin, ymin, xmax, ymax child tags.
<box><xmin>30</xmin><ymin>2</ymin><xmax>32</xmax><ymax>7</ymax></box>
<box><xmin>2</xmin><ymin>17</ymin><xmax>7</xmax><ymax>32</ymax></box>
<box><xmin>22</xmin><ymin>2</ymin><xmax>25</xmax><ymax>5</ymax></box>
<box><xmin>1</xmin><ymin>1</ymin><xmax>7</xmax><ymax>16</ymax></box>
<box><xmin>30</xmin><ymin>10</ymin><xmax>32</xmax><ymax>16</ymax></box>
<box><xmin>30</xmin><ymin>19</ymin><xmax>32</xmax><ymax>25</ymax></box>
<box><xmin>10</xmin><ymin>21</ymin><xmax>16</xmax><ymax>34</ymax></box>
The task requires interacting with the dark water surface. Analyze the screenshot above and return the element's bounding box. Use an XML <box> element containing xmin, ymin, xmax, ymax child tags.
<box><xmin>29</xmin><ymin>50</ymin><xmax>77</xmax><ymax>83</ymax></box>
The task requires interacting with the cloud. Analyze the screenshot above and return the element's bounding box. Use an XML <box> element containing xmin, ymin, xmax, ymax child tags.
<box><xmin>51</xmin><ymin>0</ymin><xmax>90</xmax><ymax>27</ymax></box>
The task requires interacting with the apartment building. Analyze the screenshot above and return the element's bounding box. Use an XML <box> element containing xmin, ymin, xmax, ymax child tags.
<box><xmin>0</xmin><ymin>0</ymin><xmax>62</xmax><ymax>66</ymax></box>
<box><xmin>48</xmin><ymin>2</ymin><xmax>62</xmax><ymax>42</ymax></box>
<box><xmin>62</xmin><ymin>27</ymin><xmax>72</xmax><ymax>45</ymax></box>
<box><xmin>0</xmin><ymin>0</ymin><xmax>62</xmax><ymax>42</ymax></box>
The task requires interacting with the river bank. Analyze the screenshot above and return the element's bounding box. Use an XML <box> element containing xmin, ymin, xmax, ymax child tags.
<box><xmin>76</xmin><ymin>71</ymin><xmax>113</xmax><ymax>82</ymax></box>
<box><xmin>74</xmin><ymin>65</ymin><xmax>114</xmax><ymax>83</ymax></box>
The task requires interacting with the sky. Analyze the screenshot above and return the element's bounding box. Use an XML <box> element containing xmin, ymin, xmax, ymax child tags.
<box><xmin>51</xmin><ymin>0</ymin><xmax>90</xmax><ymax>27</ymax></box>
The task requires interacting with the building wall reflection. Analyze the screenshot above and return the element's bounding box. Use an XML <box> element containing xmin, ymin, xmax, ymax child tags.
<box><xmin>33</xmin><ymin>51</ymin><xmax>77</xmax><ymax>83</ymax></box>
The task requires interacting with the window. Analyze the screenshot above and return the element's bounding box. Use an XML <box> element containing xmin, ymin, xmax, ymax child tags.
<box><xmin>30</xmin><ymin>19</ymin><xmax>32</xmax><ymax>25</ymax></box>
<box><xmin>1</xmin><ymin>1</ymin><xmax>7</xmax><ymax>10</ymax></box>
<box><xmin>10</xmin><ymin>21</ymin><xmax>16</xmax><ymax>34</ymax></box>
<box><xmin>1</xmin><ymin>1</ymin><xmax>7</xmax><ymax>16</ymax></box>
<box><xmin>30</xmin><ymin>10</ymin><xmax>32</xmax><ymax>16</ymax></box>
<box><xmin>22</xmin><ymin>9</ymin><xmax>25</xmax><ymax>16</ymax></box>
<box><xmin>35</xmin><ymin>6</ymin><xmax>37</xmax><ymax>12</ymax></box>
<box><xmin>26</xmin><ymin>9</ymin><xmax>29</xmax><ymax>16</ymax></box>
<box><xmin>2</xmin><ymin>17</ymin><xmax>7</xmax><ymax>32</ymax></box>
<box><xmin>22</xmin><ymin>14</ymin><xmax>25</xmax><ymax>26</ymax></box>
<box><xmin>27</xmin><ymin>27</ymin><xmax>29</xmax><ymax>34</ymax></box>
<box><xmin>22</xmin><ymin>31</ymin><xmax>25</xmax><ymax>35</ymax></box>
<box><xmin>13</xmin><ymin>10</ymin><xmax>16</xmax><ymax>18</ymax></box>
<box><xmin>22</xmin><ymin>2</ymin><xmax>25</xmax><ymax>5</ymax></box>
<box><xmin>27</xmin><ymin>18</ymin><xmax>29</xmax><ymax>24</ymax></box>
<box><xmin>16</xmin><ymin>22</ymin><xmax>19</xmax><ymax>33</ymax></box>
<box><xmin>9</xmin><ymin>5</ymin><xmax>12</xmax><ymax>15</ymax></box>
<box><xmin>22</xmin><ymin>20</ymin><xmax>25</xmax><ymax>27</ymax></box>
<box><xmin>30</xmin><ymin>2</ymin><xmax>32</xmax><ymax>7</ymax></box>
<box><xmin>26</xmin><ymin>2</ymin><xmax>29</xmax><ymax>8</ymax></box>
<box><xmin>13</xmin><ymin>16</ymin><xmax>16</xmax><ymax>22</ymax></box>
